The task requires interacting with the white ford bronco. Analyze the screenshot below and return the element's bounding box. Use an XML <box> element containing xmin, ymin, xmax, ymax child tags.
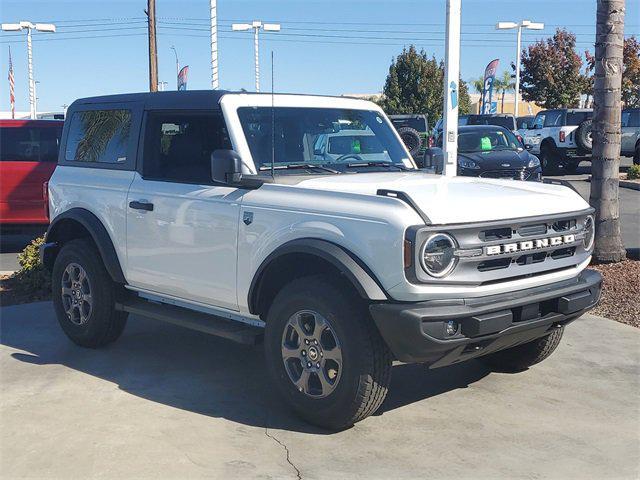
<box><xmin>42</xmin><ymin>91</ymin><xmax>602</xmax><ymax>429</ymax></box>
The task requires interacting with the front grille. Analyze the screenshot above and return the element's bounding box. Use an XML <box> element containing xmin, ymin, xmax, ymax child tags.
<box><xmin>480</xmin><ymin>169</ymin><xmax>529</xmax><ymax>180</ymax></box>
<box><xmin>408</xmin><ymin>210</ymin><xmax>593</xmax><ymax>286</ymax></box>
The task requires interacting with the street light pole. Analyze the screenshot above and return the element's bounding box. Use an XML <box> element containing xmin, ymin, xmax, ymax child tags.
<box><xmin>210</xmin><ymin>0</ymin><xmax>219</xmax><ymax>89</ymax></box>
<box><xmin>170</xmin><ymin>46</ymin><xmax>179</xmax><ymax>90</ymax></box>
<box><xmin>1</xmin><ymin>21</ymin><xmax>56</xmax><ymax>119</ymax></box>
<box><xmin>442</xmin><ymin>0</ymin><xmax>461</xmax><ymax>177</ymax></box>
<box><xmin>496</xmin><ymin>20</ymin><xmax>544</xmax><ymax>117</ymax></box>
<box><xmin>231</xmin><ymin>21</ymin><xmax>281</xmax><ymax>92</ymax></box>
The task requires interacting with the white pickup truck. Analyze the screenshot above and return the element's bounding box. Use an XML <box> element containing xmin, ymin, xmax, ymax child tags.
<box><xmin>41</xmin><ymin>91</ymin><xmax>602</xmax><ymax>429</ymax></box>
<box><xmin>521</xmin><ymin>108</ymin><xmax>593</xmax><ymax>174</ymax></box>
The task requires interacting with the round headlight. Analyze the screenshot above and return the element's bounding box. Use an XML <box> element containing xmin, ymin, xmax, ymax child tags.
<box><xmin>583</xmin><ymin>215</ymin><xmax>595</xmax><ymax>251</ymax></box>
<box><xmin>420</xmin><ymin>233</ymin><xmax>457</xmax><ymax>278</ymax></box>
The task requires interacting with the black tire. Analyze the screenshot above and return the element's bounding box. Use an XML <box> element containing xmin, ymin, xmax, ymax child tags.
<box><xmin>397</xmin><ymin>126</ymin><xmax>423</xmax><ymax>158</ymax></box>
<box><xmin>539</xmin><ymin>143</ymin><xmax>558</xmax><ymax>175</ymax></box>
<box><xmin>575</xmin><ymin>119</ymin><xmax>593</xmax><ymax>152</ymax></box>
<box><xmin>478</xmin><ymin>327</ymin><xmax>564</xmax><ymax>373</ymax></box>
<box><xmin>52</xmin><ymin>238</ymin><xmax>127</xmax><ymax>348</ymax></box>
<box><xmin>264</xmin><ymin>275</ymin><xmax>392</xmax><ymax>430</ymax></box>
<box><xmin>564</xmin><ymin>160</ymin><xmax>581</xmax><ymax>174</ymax></box>
<box><xmin>634</xmin><ymin>143</ymin><xmax>640</xmax><ymax>165</ymax></box>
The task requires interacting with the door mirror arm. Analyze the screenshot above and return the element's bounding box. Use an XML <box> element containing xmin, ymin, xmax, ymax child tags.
<box><xmin>211</xmin><ymin>150</ymin><xmax>273</xmax><ymax>189</ymax></box>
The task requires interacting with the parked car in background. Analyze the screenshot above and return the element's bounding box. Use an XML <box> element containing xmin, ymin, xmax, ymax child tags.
<box><xmin>388</xmin><ymin>114</ymin><xmax>428</xmax><ymax>158</ymax></box>
<box><xmin>426</xmin><ymin>125</ymin><xmax>541</xmax><ymax>181</ymax></box>
<box><xmin>521</xmin><ymin>109</ymin><xmax>593</xmax><ymax>174</ymax></box>
<box><xmin>621</xmin><ymin>107</ymin><xmax>640</xmax><ymax>164</ymax></box>
<box><xmin>466</xmin><ymin>114</ymin><xmax>518</xmax><ymax>131</ymax></box>
<box><xmin>0</xmin><ymin>119</ymin><xmax>63</xmax><ymax>234</ymax></box>
<box><xmin>432</xmin><ymin>114</ymin><xmax>469</xmax><ymax>143</ymax></box>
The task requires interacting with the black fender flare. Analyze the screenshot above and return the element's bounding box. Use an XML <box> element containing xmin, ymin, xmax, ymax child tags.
<box><xmin>248</xmin><ymin>238</ymin><xmax>388</xmax><ymax>315</ymax></box>
<box><xmin>44</xmin><ymin>208</ymin><xmax>127</xmax><ymax>284</ymax></box>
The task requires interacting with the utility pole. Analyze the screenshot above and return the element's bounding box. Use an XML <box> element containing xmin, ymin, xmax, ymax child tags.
<box><xmin>231</xmin><ymin>21</ymin><xmax>281</xmax><ymax>92</ymax></box>
<box><xmin>146</xmin><ymin>0</ymin><xmax>158</xmax><ymax>92</ymax></box>
<box><xmin>170</xmin><ymin>45</ymin><xmax>179</xmax><ymax>90</ymax></box>
<box><xmin>441</xmin><ymin>0</ymin><xmax>461</xmax><ymax>177</ymax></box>
<box><xmin>589</xmin><ymin>0</ymin><xmax>626</xmax><ymax>263</ymax></box>
<box><xmin>210</xmin><ymin>0</ymin><xmax>219</xmax><ymax>89</ymax></box>
<box><xmin>1</xmin><ymin>21</ymin><xmax>56</xmax><ymax>119</ymax></box>
<box><xmin>496</xmin><ymin>20</ymin><xmax>544</xmax><ymax>117</ymax></box>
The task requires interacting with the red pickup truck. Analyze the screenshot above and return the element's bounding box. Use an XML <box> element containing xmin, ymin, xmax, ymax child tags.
<box><xmin>0</xmin><ymin>119</ymin><xmax>63</xmax><ymax>233</ymax></box>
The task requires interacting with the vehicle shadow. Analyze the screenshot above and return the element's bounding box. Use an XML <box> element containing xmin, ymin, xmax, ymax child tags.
<box><xmin>1</xmin><ymin>303</ymin><xmax>490</xmax><ymax>434</ymax></box>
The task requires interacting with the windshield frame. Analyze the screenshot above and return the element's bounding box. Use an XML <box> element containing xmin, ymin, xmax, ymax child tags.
<box><xmin>220</xmin><ymin>93</ymin><xmax>416</xmax><ymax>175</ymax></box>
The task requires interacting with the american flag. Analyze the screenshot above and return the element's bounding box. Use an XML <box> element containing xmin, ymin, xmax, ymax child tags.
<box><xmin>8</xmin><ymin>46</ymin><xmax>15</xmax><ymax>119</ymax></box>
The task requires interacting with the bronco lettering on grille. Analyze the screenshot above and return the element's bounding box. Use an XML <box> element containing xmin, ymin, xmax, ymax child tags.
<box><xmin>485</xmin><ymin>234</ymin><xmax>576</xmax><ymax>256</ymax></box>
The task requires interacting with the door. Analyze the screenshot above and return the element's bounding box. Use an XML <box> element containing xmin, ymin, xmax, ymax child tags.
<box><xmin>126</xmin><ymin>110</ymin><xmax>242</xmax><ymax>311</ymax></box>
<box><xmin>524</xmin><ymin>112</ymin><xmax>546</xmax><ymax>154</ymax></box>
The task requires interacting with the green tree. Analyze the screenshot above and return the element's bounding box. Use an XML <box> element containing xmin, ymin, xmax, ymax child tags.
<box><xmin>519</xmin><ymin>29</ymin><xmax>584</xmax><ymax>108</ymax></box>
<box><xmin>378</xmin><ymin>45</ymin><xmax>471</xmax><ymax>123</ymax></box>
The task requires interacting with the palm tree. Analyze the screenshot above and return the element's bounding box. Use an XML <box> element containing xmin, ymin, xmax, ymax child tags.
<box><xmin>494</xmin><ymin>71</ymin><xmax>514</xmax><ymax>113</ymax></box>
<box><xmin>471</xmin><ymin>76</ymin><xmax>484</xmax><ymax>113</ymax></box>
<box><xmin>589</xmin><ymin>0</ymin><xmax>626</xmax><ymax>262</ymax></box>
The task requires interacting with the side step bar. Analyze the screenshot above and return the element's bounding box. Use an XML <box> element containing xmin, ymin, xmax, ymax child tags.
<box><xmin>116</xmin><ymin>297</ymin><xmax>263</xmax><ymax>345</ymax></box>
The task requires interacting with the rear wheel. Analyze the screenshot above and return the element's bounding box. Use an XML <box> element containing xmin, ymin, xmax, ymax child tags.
<box><xmin>264</xmin><ymin>275</ymin><xmax>392</xmax><ymax>430</ymax></box>
<box><xmin>478</xmin><ymin>327</ymin><xmax>564</xmax><ymax>373</ymax></box>
<box><xmin>540</xmin><ymin>144</ymin><xmax>558</xmax><ymax>175</ymax></box>
<box><xmin>634</xmin><ymin>143</ymin><xmax>640</xmax><ymax>165</ymax></box>
<box><xmin>396</xmin><ymin>126</ymin><xmax>423</xmax><ymax>158</ymax></box>
<box><xmin>52</xmin><ymin>238</ymin><xmax>127</xmax><ymax>348</ymax></box>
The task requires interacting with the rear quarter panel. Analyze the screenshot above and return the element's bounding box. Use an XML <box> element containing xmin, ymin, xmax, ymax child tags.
<box><xmin>0</xmin><ymin>161</ymin><xmax>56</xmax><ymax>224</ymax></box>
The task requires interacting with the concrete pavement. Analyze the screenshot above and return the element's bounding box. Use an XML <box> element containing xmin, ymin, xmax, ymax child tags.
<box><xmin>1</xmin><ymin>302</ymin><xmax>639</xmax><ymax>479</ymax></box>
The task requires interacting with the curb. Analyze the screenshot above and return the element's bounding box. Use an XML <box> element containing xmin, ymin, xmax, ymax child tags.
<box><xmin>585</xmin><ymin>176</ymin><xmax>640</xmax><ymax>191</ymax></box>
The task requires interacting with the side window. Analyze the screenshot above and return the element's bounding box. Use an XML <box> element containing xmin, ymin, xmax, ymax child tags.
<box><xmin>631</xmin><ymin>110</ymin><xmax>640</xmax><ymax>128</ymax></box>
<box><xmin>543</xmin><ymin>110</ymin><xmax>563</xmax><ymax>127</ymax></box>
<box><xmin>142</xmin><ymin>112</ymin><xmax>231</xmax><ymax>184</ymax></box>
<box><xmin>65</xmin><ymin>109</ymin><xmax>132</xmax><ymax>163</ymax></box>
<box><xmin>622</xmin><ymin>111</ymin><xmax>631</xmax><ymax>127</ymax></box>
<box><xmin>533</xmin><ymin>113</ymin><xmax>546</xmax><ymax>129</ymax></box>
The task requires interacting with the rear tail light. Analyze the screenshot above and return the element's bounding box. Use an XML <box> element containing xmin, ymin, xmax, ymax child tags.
<box><xmin>559</xmin><ymin>131</ymin><xmax>566</xmax><ymax>142</ymax></box>
<box><xmin>428</xmin><ymin>136</ymin><xmax>434</xmax><ymax>148</ymax></box>
<box><xmin>43</xmin><ymin>181</ymin><xmax>50</xmax><ymax>221</ymax></box>
<box><xmin>516</xmin><ymin>134</ymin><xmax>523</xmax><ymax>144</ymax></box>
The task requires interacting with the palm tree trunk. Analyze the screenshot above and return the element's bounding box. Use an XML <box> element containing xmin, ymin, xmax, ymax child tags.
<box><xmin>589</xmin><ymin>0</ymin><xmax>626</xmax><ymax>262</ymax></box>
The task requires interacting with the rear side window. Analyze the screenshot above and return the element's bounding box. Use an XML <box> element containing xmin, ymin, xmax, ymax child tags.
<box><xmin>0</xmin><ymin>125</ymin><xmax>62</xmax><ymax>162</ymax></box>
<box><xmin>142</xmin><ymin>112</ymin><xmax>231</xmax><ymax>184</ymax></box>
<box><xmin>623</xmin><ymin>109</ymin><xmax>640</xmax><ymax>127</ymax></box>
<box><xmin>65</xmin><ymin>109</ymin><xmax>132</xmax><ymax>164</ymax></box>
<box><xmin>566</xmin><ymin>111</ymin><xmax>592</xmax><ymax>126</ymax></box>
<box><xmin>543</xmin><ymin>111</ymin><xmax>563</xmax><ymax>127</ymax></box>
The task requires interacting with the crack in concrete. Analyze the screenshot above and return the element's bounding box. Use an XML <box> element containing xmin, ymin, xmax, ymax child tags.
<box><xmin>264</xmin><ymin>426</ymin><xmax>302</xmax><ymax>480</ymax></box>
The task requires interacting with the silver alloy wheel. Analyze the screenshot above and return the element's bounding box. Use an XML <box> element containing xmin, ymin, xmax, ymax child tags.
<box><xmin>61</xmin><ymin>262</ymin><xmax>93</xmax><ymax>326</ymax></box>
<box><xmin>281</xmin><ymin>310</ymin><xmax>343</xmax><ymax>398</ymax></box>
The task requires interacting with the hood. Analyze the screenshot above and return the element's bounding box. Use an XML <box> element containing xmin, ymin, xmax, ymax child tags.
<box><xmin>287</xmin><ymin>172</ymin><xmax>589</xmax><ymax>225</ymax></box>
<box><xmin>459</xmin><ymin>149</ymin><xmax>531</xmax><ymax>170</ymax></box>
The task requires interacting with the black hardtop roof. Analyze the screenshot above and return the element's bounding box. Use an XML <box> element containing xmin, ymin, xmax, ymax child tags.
<box><xmin>458</xmin><ymin>124</ymin><xmax>510</xmax><ymax>131</ymax></box>
<box><xmin>69</xmin><ymin>90</ymin><xmax>354</xmax><ymax>111</ymax></box>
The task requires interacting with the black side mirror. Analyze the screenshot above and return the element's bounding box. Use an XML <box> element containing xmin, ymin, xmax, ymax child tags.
<box><xmin>211</xmin><ymin>150</ymin><xmax>273</xmax><ymax>189</ymax></box>
<box><xmin>422</xmin><ymin>147</ymin><xmax>445</xmax><ymax>174</ymax></box>
<box><xmin>211</xmin><ymin>149</ymin><xmax>243</xmax><ymax>184</ymax></box>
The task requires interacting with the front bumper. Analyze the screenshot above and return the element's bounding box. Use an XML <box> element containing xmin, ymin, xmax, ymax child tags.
<box><xmin>369</xmin><ymin>269</ymin><xmax>602</xmax><ymax>367</ymax></box>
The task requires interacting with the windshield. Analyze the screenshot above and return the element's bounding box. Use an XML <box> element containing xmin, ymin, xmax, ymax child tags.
<box><xmin>457</xmin><ymin>128</ymin><xmax>521</xmax><ymax>153</ymax></box>
<box><xmin>237</xmin><ymin>107</ymin><xmax>411</xmax><ymax>171</ymax></box>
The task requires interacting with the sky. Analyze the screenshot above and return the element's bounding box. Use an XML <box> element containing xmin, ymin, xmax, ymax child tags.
<box><xmin>1</xmin><ymin>0</ymin><xmax>639</xmax><ymax>112</ymax></box>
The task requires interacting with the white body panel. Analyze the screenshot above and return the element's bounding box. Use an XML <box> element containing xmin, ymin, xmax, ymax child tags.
<box><xmin>125</xmin><ymin>173</ymin><xmax>242</xmax><ymax>311</ymax></box>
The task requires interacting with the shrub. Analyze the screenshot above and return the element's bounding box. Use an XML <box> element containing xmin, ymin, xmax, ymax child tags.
<box><xmin>627</xmin><ymin>164</ymin><xmax>640</xmax><ymax>180</ymax></box>
<box><xmin>13</xmin><ymin>235</ymin><xmax>51</xmax><ymax>295</ymax></box>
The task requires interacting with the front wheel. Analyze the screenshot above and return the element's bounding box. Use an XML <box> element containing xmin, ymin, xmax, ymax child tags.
<box><xmin>478</xmin><ymin>327</ymin><xmax>564</xmax><ymax>373</ymax></box>
<box><xmin>264</xmin><ymin>275</ymin><xmax>392</xmax><ymax>430</ymax></box>
<box><xmin>52</xmin><ymin>238</ymin><xmax>127</xmax><ymax>348</ymax></box>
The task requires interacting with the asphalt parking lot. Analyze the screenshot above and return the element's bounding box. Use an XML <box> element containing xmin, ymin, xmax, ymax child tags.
<box><xmin>1</xmin><ymin>302</ymin><xmax>638</xmax><ymax>479</ymax></box>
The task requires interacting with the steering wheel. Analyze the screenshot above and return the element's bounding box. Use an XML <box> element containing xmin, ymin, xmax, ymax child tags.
<box><xmin>334</xmin><ymin>153</ymin><xmax>364</xmax><ymax>163</ymax></box>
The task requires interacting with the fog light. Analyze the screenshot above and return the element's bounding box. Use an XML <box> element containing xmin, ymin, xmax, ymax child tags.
<box><xmin>445</xmin><ymin>320</ymin><xmax>458</xmax><ymax>336</ymax></box>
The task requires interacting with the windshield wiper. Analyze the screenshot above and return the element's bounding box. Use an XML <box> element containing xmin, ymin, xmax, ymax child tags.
<box><xmin>259</xmin><ymin>163</ymin><xmax>340</xmax><ymax>174</ymax></box>
<box><xmin>344</xmin><ymin>161</ymin><xmax>412</xmax><ymax>171</ymax></box>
